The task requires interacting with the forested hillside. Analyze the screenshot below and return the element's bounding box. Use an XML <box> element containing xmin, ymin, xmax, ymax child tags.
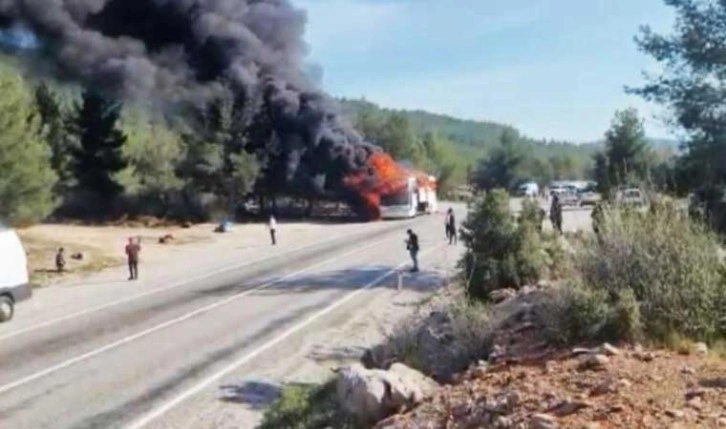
<box><xmin>338</xmin><ymin>98</ymin><xmax>600</xmax><ymax>184</ymax></box>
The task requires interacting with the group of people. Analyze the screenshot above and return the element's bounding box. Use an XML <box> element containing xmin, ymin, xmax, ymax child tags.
<box><xmin>404</xmin><ymin>207</ymin><xmax>459</xmax><ymax>274</ymax></box>
<box><xmin>54</xmin><ymin>209</ymin><xmax>456</xmax><ymax>282</ymax></box>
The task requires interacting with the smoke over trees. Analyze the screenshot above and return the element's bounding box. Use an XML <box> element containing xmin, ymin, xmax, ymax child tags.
<box><xmin>0</xmin><ymin>0</ymin><xmax>383</xmax><ymax>215</ymax></box>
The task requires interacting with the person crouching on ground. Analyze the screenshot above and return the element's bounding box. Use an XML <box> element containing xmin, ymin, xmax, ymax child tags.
<box><xmin>125</xmin><ymin>237</ymin><xmax>141</xmax><ymax>280</ymax></box>
<box><xmin>406</xmin><ymin>229</ymin><xmax>420</xmax><ymax>272</ymax></box>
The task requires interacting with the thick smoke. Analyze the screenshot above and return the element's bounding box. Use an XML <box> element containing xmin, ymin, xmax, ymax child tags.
<box><xmin>0</xmin><ymin>0</ymin><xmax>383</xmax><ymax>211</ymax></box>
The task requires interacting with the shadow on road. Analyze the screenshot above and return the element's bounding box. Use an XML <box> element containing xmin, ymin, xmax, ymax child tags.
<box><xmin>254</xmin><ymin>266</ymin><xmax>446</xmax><ymax>296</ymax></box>
<box><xmin>219</xmin><ymin>380</ymin><xmax>283</xmax><ymax>409</ymax></box>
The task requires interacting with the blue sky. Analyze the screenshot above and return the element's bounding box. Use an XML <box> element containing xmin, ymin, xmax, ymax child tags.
<box><xmin>293</xmin><ymin>0</ymin><xmax>677</xmax><ymax>142</ymax></box>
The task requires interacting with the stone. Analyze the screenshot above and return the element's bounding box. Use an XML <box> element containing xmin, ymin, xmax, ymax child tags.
<box><xmin>592</xmin><ymin>378</ymin><xmax>629</xmax><ymax>395</ymax></box>
<box><xmin>336</xmin><ymin>363</ymin><xmax>437</xmax><ymax>426</ymax></box>
<box><xmin>550</xmin><ymin>399</ymin><xmax>591</xmax><ymax>416</ymax></box>
<box><xmin>685</xmin><ymin>387</ymin><xmax>707</xmax><ymax>400</ymax></box>
<box><xmin>583</xmin><ymin>423</ymin><xmax>601</xmax><ymax>429</ymax></box>
<box><xmin>636</xmin><ymin>352</ymin><xmax>655</xmax><ymax>362</ymax></box>
<box><xmin>490</xmin><ymin>288</ymin><xmax>517</xmax><ymax>303</ymax></box>
<box><xmin>598</xmin><ymin>343</ymin><xmax>621</xmax><ymax>356</ymax></box>
<box><xmin>687</xmin><ymin>397</ymin><xmax>703</xmax><ymax>411</ymax></box>
<box><xmin>665</xmin><ymin>409</ymin><xmax>685</xmax><ymax>419</ymax></box>
<box><xmin>578</xmin><ymin>354</ymin><xmax>609</xmax><ymax>371</ymax></box>
<box><xmin>530</xmin><ymin>413</ymin><xmax>559</xmax><ymax>429</ymax></box>
<box><xmin>694</xmin><ymin>342</ymin><xmax>708</xmax><ymax>355</ymax></box>
<box><xmin>681</xmin><ymin>366</ymin><xmax>696</xmax><ymax>375</ymax></box>
<box><xmin>572</xmin><ymin>347</ymin><xmax>594</xmax><ymax>356</ymax></box>
<box><xmin>493</xmin><ymin>415</ymin><xmax>513</xmax><ymax>428</ymax></box>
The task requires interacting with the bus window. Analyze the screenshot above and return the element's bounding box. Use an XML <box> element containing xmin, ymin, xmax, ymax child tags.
<box><xmin>381</xmin><ymin>192</ymin><xmax>410</xmax><ymax>206</ymax></box>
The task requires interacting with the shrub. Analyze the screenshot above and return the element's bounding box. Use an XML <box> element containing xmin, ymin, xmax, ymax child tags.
<box><xmin>259</xmin><ymin>381</ymin><xmax>357</xmax><ymax>429</ymax></box>
<box><xmin>460</xmin><ymin>190</ymin><xmax>548</xmax><ymax>300</ymax></box>
<box><xmin>541</xmin><ymin>281</ymin><xmax>643</xmax><ymax>344</ymax></box>
<box><xmin>576</xmin><ymin>204</ymin><xmax>726</xmax><ymax>342</ymax></box>
<box><xmin>366</xmin><ymin>297</ymin><xmax>492</xmax><ymax>381</ymax></box>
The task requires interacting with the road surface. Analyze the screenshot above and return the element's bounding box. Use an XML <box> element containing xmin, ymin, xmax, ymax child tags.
<box><xmin>0</xmin><ymin>208</ymin><xmax>463</xmax><ymax>429</ymax></box>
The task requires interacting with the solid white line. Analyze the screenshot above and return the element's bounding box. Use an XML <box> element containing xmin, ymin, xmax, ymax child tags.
<box><xmin>124</xmin><ymin>244</ymin><xmax>445</xmax><ymax>429</ymax></box>
<box><xmin>0</xmin><ymin>222</ymin><xmax>399</xmax><ymax>342</ymax></box>
<box><xmin>0</xmin><ymin>235</ymin><xmax>402</xmax><ymax>396</ymax></box>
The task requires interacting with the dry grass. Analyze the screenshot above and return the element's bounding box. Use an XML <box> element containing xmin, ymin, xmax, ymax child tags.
<box><xmin>17</xmin><ymin>223</ymin><xmax>211</xmax><ymax>287</ymax></box>
<box><xmin>19</xmin><ymin>232</ymin><xmax>122</xmax><ymax>287</ymax></box>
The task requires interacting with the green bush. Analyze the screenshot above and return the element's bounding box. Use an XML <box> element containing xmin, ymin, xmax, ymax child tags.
<box><xmin>542</xmin><ymin>281</ymin><xmax>643</xmax><ymax>344</ymax></box>
<box><xmin>259</xmin><ymin>381</ymin><xmax>357</xmax><ymax>429</ymax></box>
<box><xmin>576</xmin><ymin>205</ymin><xmax>726</xmax><ymax>342</ymax></box>
<box><xmin>368</xmin><ymin>297</ymin><xmax>492</xmax><ymax>381</ymax></box>
<box><xmin>460</xmin><ymin>190</ymin><xmax>554</xmax><ymax>300</ymax></box>
<box><xmin>459</xmin><ymin>190</ymin><xmax>519</xmax><ymax>299</ymax></box>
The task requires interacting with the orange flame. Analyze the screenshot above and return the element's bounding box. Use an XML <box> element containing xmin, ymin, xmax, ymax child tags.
<box><xmin>344</xmin><ymin>152</ymin><xmax>436</xmax><ymax>221</ymax></box>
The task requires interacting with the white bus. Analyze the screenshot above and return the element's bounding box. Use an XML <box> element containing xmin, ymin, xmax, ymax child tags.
<box><xmin>380</xmin><ymin>176</ymin><xmax>438</xmax><ymax>220</ymax></box>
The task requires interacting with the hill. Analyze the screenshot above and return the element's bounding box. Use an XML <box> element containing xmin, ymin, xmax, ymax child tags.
<box><xmin>337</xmin><ymin>97</ymin><xmax>600</xmax><ymax>180</ymax></box>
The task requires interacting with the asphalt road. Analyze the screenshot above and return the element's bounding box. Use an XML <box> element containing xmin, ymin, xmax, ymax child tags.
<box><xmin>0</xmin><ymin>209</ymin><xmax>461</xmax><ymax>429</ymax></box>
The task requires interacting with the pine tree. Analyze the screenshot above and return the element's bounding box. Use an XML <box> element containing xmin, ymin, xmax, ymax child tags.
<box><xmin>35</xmin><ymin>82</ymin><xmax>74</xmax><ymax>193</ymax></box>
<box><xmin>0</xmin><ymin>65</ymin><xmax>57</xmax><ymax>225</ymax></box>
<box><xmin>69</xmin><ymin>90</ymin><xmax>128</xmax><ymax>203</ymax></box>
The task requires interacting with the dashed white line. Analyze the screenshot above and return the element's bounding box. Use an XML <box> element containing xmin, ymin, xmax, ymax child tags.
<box><xmin>124</xmin><ymin>244</ymin><xmax>446</xmax><ymax>429</ymax></box>
<box><xmin>0</xmin><ymin>234</ymin><xmax>402</xmax><ymax>396</ymax></box>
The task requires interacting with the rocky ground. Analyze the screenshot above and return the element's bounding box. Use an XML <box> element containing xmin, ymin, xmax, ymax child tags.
<box><xmin>376</xmin><ymin>343</ymin><xmax>726</xmax><ymax>428</ymax></box>
<box><xmin>364</xmin><ymin>285</ymin><xmax>726</xmax><ymax>429</ymax></box>
<box><xmin>339</xmin><ymin>280</ymin><xmax>726</xmax><ymax>429</ymax></box>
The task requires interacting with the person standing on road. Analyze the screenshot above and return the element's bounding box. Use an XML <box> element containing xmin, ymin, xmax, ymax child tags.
<box><xmin>550</xmin><ymin>194</ymin><xmax>563</xmax><ymax>234</ymax></box>
<box><xmin>269</xmin><ymin>214</ymin><xmax>277</xmax><ymax>245</ymax></box>
<box><xmin>445</xmin><ymin>208</ymin><xmax>457</xmax><ymax>245</ymax></box>
<box><xmin>406</xmin><ymin>229</ymin><xmax>420</xmax><ymax>272</ymax></box>
<box><xmin>125</xmin><ymin>237</ymin><xmax>141</xmax><ymax>280</ymax></box>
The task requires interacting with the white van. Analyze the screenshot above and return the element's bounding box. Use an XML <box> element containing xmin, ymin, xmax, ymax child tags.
<box><xmin>0</xmin><ymin>224</ymin><xmax>32</xmax><ymax>322</ymax></box>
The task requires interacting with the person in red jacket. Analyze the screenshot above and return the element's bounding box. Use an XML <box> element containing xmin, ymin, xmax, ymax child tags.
<box><xmin>125</xmin><ymin>237</ymin><xmax>141</xmax><ymax>280</ymax></box>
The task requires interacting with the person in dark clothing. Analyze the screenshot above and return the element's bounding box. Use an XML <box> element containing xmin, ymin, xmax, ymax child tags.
<box><xmin>445</xmin><ymin>208</ymin><xmax>457</xmax><ymax>245</ymax></box>
<box><xmin>125</xmin><ymin>237</ymin><xmax>141</xmax><ymax>280</ymax></box>
<box><xmin>550</xmin><ymin>194</ymin><xmax>563</xmax><ymax>234</ymax></box>
<box><xmin>406</xmin><ymin>229</ymin><xmax>420</xmax><ymax>272</ymax></box>
<box><xmin>55</xmin><ymin>247</ymin><xmax>66</xmax><ymax>273</ymax></box>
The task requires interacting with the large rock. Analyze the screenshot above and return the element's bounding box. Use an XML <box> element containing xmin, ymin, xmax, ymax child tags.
<box><xmin>336</xmin><ymin>363</ymin><xmax>437</xmax><ymax>426</ymax></box>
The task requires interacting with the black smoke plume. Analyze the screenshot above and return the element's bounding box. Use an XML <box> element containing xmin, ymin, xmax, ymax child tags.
<box><xmin>0</xmin><ymin>0</ymin><xmax>382</xmax><ymax>209</ymax></box>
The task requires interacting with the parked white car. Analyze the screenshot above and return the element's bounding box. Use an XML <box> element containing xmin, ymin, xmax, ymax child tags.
<box><xmin>0</xmin><ymin>224</ymin><xmax>32</xmax><ymax>322</ymax></box>
<box><xmin>516</xmin><ymin>182</ymin><xmax>539</xmax><ymax>198</ymax></box>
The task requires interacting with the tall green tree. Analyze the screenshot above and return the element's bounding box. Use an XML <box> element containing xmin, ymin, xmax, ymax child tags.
<box><xmin>69</xmin><ymin>90</ymin><xmax>128</xmax><ymax>204</ymax></box>
<box><xmin>595</xmin><ymin>109</ymin><xmax>652</xmax><ymax>196</ymax></box>
<box><xmin>118</xmin><ymin>109</ymin><xmax>183</xmax><ymax>194</ymax></box>
<box><xmin>0</xmin><ymin>65</ymin><xmax>57</xmax><ymax>225</ymax></box>
<box><xmin>473</xmin><ymin>131</ymin><xmax>527</xmax><ymax>192</ymax></box>
<box><xmin>178</xmin><ymin>95</ymin><xmax>259</xmax><ymax>209</ymax></box>
<box><xmin>632</xmin><ymin>0</ymin><xmax>726</xmax><ymax>231</ymax></box>
<box><xmin>34</xmin><ymin>83</ymin><xmax>73</xmax><ymax>192</ymax></box>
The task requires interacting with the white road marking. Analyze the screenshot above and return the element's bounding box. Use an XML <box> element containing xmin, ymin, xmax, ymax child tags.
<box><xmin>0</xmin><ymin>234</ymin><xmax>404</xmax><ymax>396</ymax></box>
<box><xmin>124</xmin><ymin>244</ymin><xmax>445</xmax><ymax>429</ymax></box>
<box><xmin>0</xmin><ymin>222</ymin><xmax>407</xmax><ymax>342</ymax></box>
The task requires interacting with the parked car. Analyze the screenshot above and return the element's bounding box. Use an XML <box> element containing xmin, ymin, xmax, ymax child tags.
<box><xmin>616</xmin><ymin>188</ymin><xmax>647</xmax><ymax>208</ymax></box>
<box><xmin>578</xmin><ymin>187</ymin><xmax>601</xmax><ymax>206</ymax></box>
<box><xmin>516</xmin><ymin>182</ymin><xmax>539</xmax><ymax>198</ymax></box>
<box><xmin>551</xmin><ymin>185</ymin><xmax>580</xmax><ymax>207</ymax></box>
<box><xmin>0</xmin><ymin>224</ymin><xmax>32</xmax><ymax>322</ymax></box>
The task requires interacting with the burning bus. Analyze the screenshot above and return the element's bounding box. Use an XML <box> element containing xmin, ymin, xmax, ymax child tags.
<box><xmin>379</xmin><ymin>173</ymin><xmax>439</xmax><ymax>220</ymax></box>
<box><xmin>344</xmin><ymin>152</ymin><xmax>438</xmax><ymax>221</ymax></box>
